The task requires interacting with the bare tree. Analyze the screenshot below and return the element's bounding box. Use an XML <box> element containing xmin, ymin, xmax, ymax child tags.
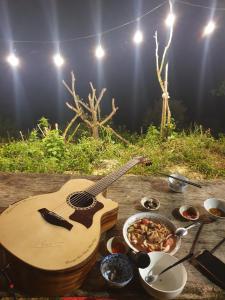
<box><xmin>154</xmin><ymin>0</ymin><xmax>174</xmax><ymax>139</ymax></box>
<box><xmin>63</xmin><ymin>71</ymin><xmax>129</xmax><ymax>143</ymax></box>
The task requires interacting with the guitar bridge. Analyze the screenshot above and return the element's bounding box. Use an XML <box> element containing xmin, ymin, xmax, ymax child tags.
<box><xmin>38</xmin><ymin>208</ymin><xmax>73</xmax><ymax>231</ymax></box>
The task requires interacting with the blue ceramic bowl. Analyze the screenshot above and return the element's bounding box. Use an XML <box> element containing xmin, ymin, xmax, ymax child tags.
<box><xmin>100</xmin><ymin>254</ymin><xmax>133</xmax><ymax>288</ymax></box>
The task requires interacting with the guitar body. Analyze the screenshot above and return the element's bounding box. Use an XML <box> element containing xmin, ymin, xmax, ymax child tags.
<box><xmin>0</xmin><ymin>178</ymin><xmax>118</xmax><ymax>296</ymax></box>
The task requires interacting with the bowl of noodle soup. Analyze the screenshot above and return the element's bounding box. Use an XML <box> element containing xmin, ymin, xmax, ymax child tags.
<box><xmin>123</xmin><ymin>212</ymin><xmax>181</xmax><ymax>255</ymax></box>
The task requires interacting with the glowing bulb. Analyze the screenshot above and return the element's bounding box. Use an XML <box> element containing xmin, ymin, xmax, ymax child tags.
<box><xmin>95</xmin><ymin>45</ymin><xmax>105</xmax><ymax>59</ymax></box>
<box><xmin>6</xmin><ymin>54</ymin><xmax>20</xmax><ymax>67</ymax></box>
<box><xmin>53</xmin><ymin>53</ymin><xmax>64</xmax><ymax>67</ymax></box>
<box><xmin>133</xmin><ymin>30</ymin><xmax>143</xmax><ymax>44</ymax></box>
<box><xmin>165</xmin><ymin>13</ymin><xmax>175</xmax><ymax>27</ymax></box>
<box><xmin>203</xmin><ymin>21</ymin><xmax>216</xmax><ymax>36</ymax></box>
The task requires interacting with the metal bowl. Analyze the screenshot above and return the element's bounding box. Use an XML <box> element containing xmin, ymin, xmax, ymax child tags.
<box><xmin>168</xmin><ymin>173</ymin><xmax>188</xmax><ymax>193</ymax></box>
<box><xmin>123</xmin><ymin>212</ymin><xmax>181</xmax><ymax>255</ymax></box>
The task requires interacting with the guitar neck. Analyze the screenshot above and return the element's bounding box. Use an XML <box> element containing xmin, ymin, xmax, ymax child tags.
<box><xmin>85</xmin><ymin>158</ymin><xmax>140</xmax><ymax>196</ymax></box>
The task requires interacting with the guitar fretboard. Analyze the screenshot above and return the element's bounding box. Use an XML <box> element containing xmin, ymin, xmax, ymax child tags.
<box><xmin>85</xmin><ymin>158</ymin><xmax>140</xmax><ymax>196</ymax></box>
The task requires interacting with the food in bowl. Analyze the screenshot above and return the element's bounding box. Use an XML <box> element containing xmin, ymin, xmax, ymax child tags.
<box><xmin>123</xmin><ymin>213</ymin><xmax>181</xmax><ymax>255</ymax></box>
<box><xmin>106</xmin><ymin>236</ymin><xmax>128</xmax><ymax>254</ymax></box>
<box><xmin>179</xmin><ymin>205</ymin><xmax>199</xmax><ymax>221</ymax></box>
<box><xmin>208</xmin><ymin>208</ymin><xmax>225</xmax><ymax>218</ymax></box>
<box><xmin>127</xmin><ymin>218</ymin><xmax>176</xmax><ymax>253</ymax></box>
<box><xmin>141</xmin><ymin>197</ymin><xmax>160</xmax><ymax>211</ymax></box>
<box><xmin>139</xmin><ymin>252</ymin><xmax>187</xmax><ymax>300</ymax></box>
<box><xmin>204</xmin><ymin>198</ymin><xmax>225</xmax><ymax>219</ymax></box>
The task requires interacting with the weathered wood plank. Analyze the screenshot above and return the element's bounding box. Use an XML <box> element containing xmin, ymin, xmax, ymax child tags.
<box><xmin>0</xmin><ymin>172</ymin><xmax>225</xmax><ymax>299</ymax></box>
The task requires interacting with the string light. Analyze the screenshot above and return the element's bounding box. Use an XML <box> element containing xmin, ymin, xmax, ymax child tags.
<box><xmin>0</xmin><ymin>1</ymin><xmax>223</xmax><ymax>65</ymax></box>
<box><xmin>53</xmin><ymin>53</ymin><xmax>65</xmax><ymax>67</ymax></box>
<box><xmin>165</xmin><ymin>13</ymin><xmax>176</xmax><ymax>27</ymax></box>
<box><xmin>203</xmin><ymin>21</ymin><xmax>216</xmax><ymax>36</ymax></box>
<box><xmin>0</xmin><ymin>2</ymin><xmax>167</xmax><ymax>45</ymax></box>
<box><xmin>133</xmin><ymin>30</ymin><xmax>143</xmax><ymax>44</ymax></box>
<box><xmin>6</xmin><ymin>54</ymin><xmax>20</xmax><ymax>67</ymax></box>
<box><xmin>95</xmin><ymin>45</ymin><xmax>105</xmax><ymax>59</ymax></box>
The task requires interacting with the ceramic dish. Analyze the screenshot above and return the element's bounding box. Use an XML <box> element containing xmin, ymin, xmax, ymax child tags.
<box><xmin>106</xmin><ymin>236</ymin><xmax>129</xmax><ymax>254</ymax></box>
<box><xmin>100</xmin><ymin>254</ymin><xmax>133</xmax><ymax>288</ymax></box>
<box><xmin>204</xmin><ymin>198</ymin><xmax>225</xmax><ymax>219</ymax></box>
<box><xmin>123</xmin><ymin>212</ymin><xmax>181</xmax><ymax>255</ymax></box>
<box><xmin>179</xmin><ymin>205</ymin><xmax>199</xmax><ymax>221</ymax></box>
<box><xmin>140</xmin><ymin>196</ymin><xmax>160</xmax><ymax>211</ymax></box>
<box><xmin>139</xmin><ymin>251</ymin><xmax>187</xmax><ymax>300</ymax></box>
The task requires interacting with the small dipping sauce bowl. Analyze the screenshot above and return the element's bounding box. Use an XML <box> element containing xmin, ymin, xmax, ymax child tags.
<box><xmin>168</xmin><ymin>173</ymin><xmax>188</xmax><ymax>193</ymax></box>
<box><xmin>179</xmin><ymin>205</ymin><xmax>200</xmax><ymax>221</ymax></box>
<box><xmin>106</xmin><ymin>236</ymin><xmax>129</xmax><ymax>254</ymax></box>
<box><xmin>141</xmin><ymin>197</ymin><xmax>160</xmax><ymax>211</ymax></box>
<box><xmin>100</xmin><ymin>254</ymin><xmax>133</xmax><ymax>288</ymax></box>
<box><xmin>204</xmin><ymin>198</ymin><xmax>225</xmax><ymax>219</ymax></box>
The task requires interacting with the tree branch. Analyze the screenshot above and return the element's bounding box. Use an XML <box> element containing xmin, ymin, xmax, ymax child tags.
<box><xmin>100</xmin><ymin>98</ymin><xmax>118</xmax><ymax>126</ymax></box>
<box><xmin>95</xmin><ymin>88</ymin><xmax>107</xmax><ymax>110</ymax></box>
<box><xmin>101</xmin><ymin>125</ymin><xmax>130</xmax><ymax>145</ymax></box>
<box><xmin>154</xmin><ymin>31</ymin><xmax>165</xmax><ymax>92</ymax></box>
<box><xmin>159</xmin><ymin>0</ymin><xmax>173</xmax><ymax>74</ymax></box>
<box><xmin>63</xmin><ymin>114</ymin><xmax>79</xmax><ymax>140</ymax></box>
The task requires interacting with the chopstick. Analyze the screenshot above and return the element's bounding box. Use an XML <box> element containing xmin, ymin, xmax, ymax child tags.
<box><xmin>159</xmin><ymin>223</ymin><xmax>205</xmax><ymax>276</ymax></box>
<box><xmin>158</xmin><ymin>172</ymin><xmax>202</xmax><ymax>188</ymax></box>
<box><xmin>210</xmin><ymin>237</ymin><xmax>225</xmax><ymax>254</ymax></box>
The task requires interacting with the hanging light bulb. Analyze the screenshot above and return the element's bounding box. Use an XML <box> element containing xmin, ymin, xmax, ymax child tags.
<box><xmin>203</xmin><ymin>21</ymin><xmax>216</xmax><ymax>36</ymax></box>
<box><xmin>165</xmin><ymin>13</ymin><xmax>175</xmax><ymax>27</ymax></box>
<box><xmin>6</xmin><ymin>53</ymin><xmax>20</xmax><ymax>67</ymax></box>
<box><xmin>95</xmin><ymin>45</ymin><xmax>105</xmax><ymax>59</ymax></box>
<box><xmin>133</xmin><ymin>30</ymin><xmax>143</xmax><ymax>44</ymax></box>
<box><xmin>53</xmin><ymin>53</ymin><xmax>65</xmax><ymax>67</ymax></box>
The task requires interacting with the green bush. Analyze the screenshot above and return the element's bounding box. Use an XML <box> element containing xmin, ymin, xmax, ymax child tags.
<box><xmin>43</xmin><ymin>130</ymin><xmax>65</xmax><ymax>160</ymax></box>
<box><xmin>0</xmin><ymin>123</ymin><xmax>225</xmax><ymax>178</ymax></box>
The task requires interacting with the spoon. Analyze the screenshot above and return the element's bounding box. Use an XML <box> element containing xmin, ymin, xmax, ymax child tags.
<box><xmin>174</xmin><ymin>221</ymin><xmax>201</xmax><ymax>237</ymax></box>
<box><xmin>145</xmin><ymin>252</ymin><xmax>193</xmax><ymax>284</ymax></box>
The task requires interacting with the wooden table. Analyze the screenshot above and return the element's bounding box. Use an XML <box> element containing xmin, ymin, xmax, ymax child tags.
<box><xmin>0</xmin><ymin>172</ymin><xmax>225</xmax><ymax>299</ymax></box>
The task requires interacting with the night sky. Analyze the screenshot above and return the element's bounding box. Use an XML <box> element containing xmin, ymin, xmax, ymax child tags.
<box><xmin>0</xmin><ymin>0</ymin><xmax>225</xmax><ymax>134</ymax></box>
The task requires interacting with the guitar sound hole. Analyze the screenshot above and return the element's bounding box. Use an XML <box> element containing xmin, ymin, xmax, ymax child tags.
<box><xmin>67</xmin><ymin>192</ymin><xmax>95</xmax><ymax>208</ymax></box>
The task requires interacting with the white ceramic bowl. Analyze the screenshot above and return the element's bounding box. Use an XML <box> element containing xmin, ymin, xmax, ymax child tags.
<box><xmin>168</xmin><ymin>173</ymin><xmax>188</xmax><ymax>193</ymax></box>
<box><xmin>204</xmin><ymin>198</ymin><xmax>225</xmax><ymax>219</ymax></box>
<box><xmin>179</xmin><ymin>205</ymin><xmax>199</xmax><ymax>221</ymax></box>
<box><xmin>140</xmin><ymin>196</ymin><xmax>160</xmax><ymax>211</ymax></box>
<box><xmin>139</xmin><ymin>252</ymin><xmax>187</xmax><ymax>299</ymax></box>
<box><xmin>123</xmin><ymin>212</ymin><xmax>181</xmax><ymax>255</ymax></box>
<box><xmin>106</xmin><ymin>236</ymin><xmax>129</xmax><ymax>254</ymax></box>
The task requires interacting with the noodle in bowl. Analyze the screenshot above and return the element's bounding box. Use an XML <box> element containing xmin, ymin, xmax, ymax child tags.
<box><xmin>123</xmin><ymin>212</ymin><xmax>181</xmax><ymax>255</ymax></box>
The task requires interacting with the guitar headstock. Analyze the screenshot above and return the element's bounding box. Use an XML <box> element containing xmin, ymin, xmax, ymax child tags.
<box><xmin>134</xmin><ymin>156</ymin><xmax>152</xmax><ymax>167</ymax></box>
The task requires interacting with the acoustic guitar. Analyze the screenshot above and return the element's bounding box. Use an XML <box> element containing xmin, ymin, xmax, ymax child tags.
<box><xmin>0</xmin><ymin>157</ymin><xmax>150</xmax><ymax>296</ymax></box>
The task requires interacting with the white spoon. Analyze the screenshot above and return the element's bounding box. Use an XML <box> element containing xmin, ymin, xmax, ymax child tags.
<box><xmin>174</xmin><ymin>221</ymin><xmax>201</xmax><ymax>237</ymax></box>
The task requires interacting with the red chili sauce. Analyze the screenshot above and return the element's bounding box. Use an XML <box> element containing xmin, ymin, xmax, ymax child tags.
<box><xmin>182</xmin><ymin>207</ymin><xmax>197</xmax><ymax>219</ymax></box>
<box><xmin>111</xmin><ymin>241</ymin><xmax>127</xmax><ymax>254</ymax></box>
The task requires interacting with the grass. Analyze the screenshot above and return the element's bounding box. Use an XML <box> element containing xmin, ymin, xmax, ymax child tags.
<box><xmin>0</xmin><ymin>125</ymin><xmax>225</xmax><ymax>178</ymax></box>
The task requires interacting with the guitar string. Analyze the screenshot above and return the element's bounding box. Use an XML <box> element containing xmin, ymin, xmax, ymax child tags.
<box><xmin>55</xmin><ymin>158</ymin><xmax>143</xmax><ymax>214</ymax></box>
<box><xmin>54</xmin><ymin>165</ymin><xmax>133</xmax><ymax>214</ymax></box>
<box><xmin>53</xmin><ymin>160</ymin><xmax>138</xmax><ymax>214</ymax></box>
